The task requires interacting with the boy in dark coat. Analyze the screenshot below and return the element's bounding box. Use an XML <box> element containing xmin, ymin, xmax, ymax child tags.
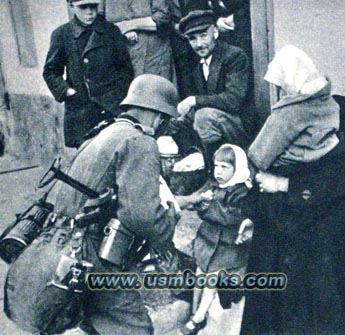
<box><xmin>43</xmin><ymin>0</ymin><xmax>134</xmax><ymax>148</ymax></box>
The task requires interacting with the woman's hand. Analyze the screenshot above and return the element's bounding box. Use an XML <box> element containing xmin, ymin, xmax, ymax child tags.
<box><xmin>66</xmin><ymin>87</ymin><xmax>76</xmax><ymax>97</ymax></box>
<box><xmin>255</xmin><ymin>171</ymin><xmax>289</xmax><ymax>193</ymax></box>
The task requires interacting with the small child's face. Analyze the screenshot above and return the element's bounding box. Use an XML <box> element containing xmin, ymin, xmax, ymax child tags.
<box><xmin>214</xmin><ymin>161</ymin><xmax>235</xmax><ymax>185</ymax></box>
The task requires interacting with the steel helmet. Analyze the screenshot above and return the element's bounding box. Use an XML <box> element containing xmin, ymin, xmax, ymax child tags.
<box><xmin>120</xmin><ymin>74</ymin><xmax>178</xmax><ymax>118</ymax></box>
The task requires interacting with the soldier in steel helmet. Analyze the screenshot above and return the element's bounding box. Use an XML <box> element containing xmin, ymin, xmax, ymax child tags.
<box><xmin>46</xmin><ymin>74</ymin><xmax>179</xmax><ymax>335</ymax></box>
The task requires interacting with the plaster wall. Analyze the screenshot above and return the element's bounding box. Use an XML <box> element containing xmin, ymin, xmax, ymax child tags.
<box><xmin>273</xmin><ymin>0</ymin><xmax>345</xmax><ymax>95</ymax></box>
<box><xmin>0</xmin><ymin>0</ymin><xmax>68</xmax><ymax>96</ymax></box>
<box><xmin>0</xmin><ymin>0</ymin><xmax>68</xmax><ymax>162</ymax></box>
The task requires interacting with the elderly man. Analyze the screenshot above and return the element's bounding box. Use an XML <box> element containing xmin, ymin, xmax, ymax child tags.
<box><xmin>43</xmin><ymin>0</ymin><xmax>134</xmax><ymax>148</ymax></box>
<box><xmin>173</xmin><ymin>10</ymin><xmax>254</xmax><ymax>169</ymax></box>
<box><xmin>46</xmin><ymin>74</ymin><xmax>179</xmax><ymax>335</ymax></box>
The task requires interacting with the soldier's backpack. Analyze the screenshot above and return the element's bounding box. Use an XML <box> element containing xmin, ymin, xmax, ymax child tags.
<box><xmin>4</xmin><ymin>217</ymin><xmax>91</xmax><ymax>334</ymax></box>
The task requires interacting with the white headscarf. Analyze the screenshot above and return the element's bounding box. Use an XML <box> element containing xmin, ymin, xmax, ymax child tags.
<box><xmin>215</xmin><ymin>144</ymin><xmax>252</xmax><ymax>188</ymax></box>
<box><xmin>264</xmin><ymin>45</ymin><xmax>327</xmax><ymax>95</ymax></box>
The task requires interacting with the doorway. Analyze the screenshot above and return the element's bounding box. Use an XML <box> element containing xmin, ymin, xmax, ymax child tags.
<box><xmin>250</xmin><ymin>0</ymin><xmax>274</xmax><ymax>125</ymax></box>
<box><xmin>0</xmin><ymin>60</ymin><xmax>8</xmax><ymax>156</ymax></box>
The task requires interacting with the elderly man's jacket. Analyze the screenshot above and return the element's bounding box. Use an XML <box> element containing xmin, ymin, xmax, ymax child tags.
<box><xmin>43</xmin><ymin>15</ymin><xmax>134</xmax><ymax>146</ymax></box>
<box><xmin>191</xmin><ymin>40</ymin><xmax>255</xmax><ymax>133</ymax></box>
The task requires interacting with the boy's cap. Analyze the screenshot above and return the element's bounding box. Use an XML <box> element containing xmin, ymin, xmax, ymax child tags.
<box><xmin>179</xmin><ymin>10</ymin><xmax>216</xmax><ymax>36</ymax></box>
<box><xmin>68</xmin><ymin>0</ymin><xmax>100</xmax><ymax>5</ymax></box>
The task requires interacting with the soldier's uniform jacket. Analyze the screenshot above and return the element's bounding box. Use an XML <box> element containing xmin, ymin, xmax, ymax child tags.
<box><xmin>43</xmin><ymin>15</ymin><xmax>134</xmax><ymax>147</ymax></box>
<box><xmin>47</xmin><ymin>115</ymin><xmax>175</xmax><ymax>253</ymax></box>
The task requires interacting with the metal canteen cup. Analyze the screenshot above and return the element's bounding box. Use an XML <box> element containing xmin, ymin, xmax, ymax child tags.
<box><xmin>98</xmin><ymin>218</ymin><xmax>136</xmax><ymax>269</ymax></box>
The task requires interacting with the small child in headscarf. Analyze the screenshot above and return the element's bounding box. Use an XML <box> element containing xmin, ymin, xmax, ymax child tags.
<box><xmin>177</xmin><ymin>144</ymin><xmax>254</xmax><ymax>335</ymax></box>
<box><xmin>248</xmin><ymin>45</ymin><xmax>340</xmax><ymax>174</ymax></box>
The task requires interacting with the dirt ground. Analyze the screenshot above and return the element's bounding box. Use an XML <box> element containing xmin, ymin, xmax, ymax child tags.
<box><xmin>0</xmin><ymin>156</ymin><xmax>243</xmax><ymax>335</ymax></box>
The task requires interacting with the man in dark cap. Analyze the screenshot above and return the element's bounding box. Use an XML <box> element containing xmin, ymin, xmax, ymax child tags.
<box><xmin>43</xmin><ymin>0</ymin><xmax>134</xmax><ymax>148</ymax></box>
<box><xmin>175</xmin><ymin>9</ymin><xmax>254</xmax><ymax>170</ymax></box>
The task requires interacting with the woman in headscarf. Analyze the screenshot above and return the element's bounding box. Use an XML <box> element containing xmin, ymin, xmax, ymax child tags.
<box><xmin>241</xmin><ymin>45</ymin><xmax>345</xmax><ymax>335</ymax></box>
<box><xmin>249</xmin><ymin>44</ymin><xmax>339</xmax><ymax>172</ymax></box>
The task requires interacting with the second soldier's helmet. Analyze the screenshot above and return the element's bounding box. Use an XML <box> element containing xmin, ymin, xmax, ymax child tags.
<box><xmin>120</xmin><ymin>74</ymin><xmax>178</xmax><ymax>118</ymax></box>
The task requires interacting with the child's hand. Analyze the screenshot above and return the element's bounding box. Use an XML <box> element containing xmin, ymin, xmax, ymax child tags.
<box><xmin>156</xmin><ymin>249</ymin><xmax>180</xmax><ymax>273</ymax></box>
<box><xmin>189</xmin><ymin>192</ymin><xmax>204</xmax><ymax>204</ymax></box>
<box><xmin>200</xmin><ymin>190</ymin><xmax>214</xmax><ymax>201</ymax></box>
<box><xmin>175</xmin><ymin>191</ymin><xmax>206</xmax><ymax>209</ymax></box>
<box><xmin>235</xmin><ymin>219</ymin><xmax>254</xmax><ymax>245</ymax></box>
<box><xmin>194</xmin><ymin>190</ymin><xmax>214</xmax><ymax>211</ymax></box>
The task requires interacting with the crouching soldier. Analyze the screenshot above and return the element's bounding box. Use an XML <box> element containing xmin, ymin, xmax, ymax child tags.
<box><xmin>46</xmin><ymin>74</ymin><xmax>179</xmax><ymax>335</ymax></box>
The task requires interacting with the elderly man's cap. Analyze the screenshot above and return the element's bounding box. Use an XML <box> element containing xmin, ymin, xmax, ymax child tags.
<box><xmin>67</xmin><ymin>0</ymin><xmax>100</xmax><ymax>5</ymax></box>
<box><xmin>179</xmin><ymin>10</ymin><xmax>216</xmax><ymax>36</ymax></box>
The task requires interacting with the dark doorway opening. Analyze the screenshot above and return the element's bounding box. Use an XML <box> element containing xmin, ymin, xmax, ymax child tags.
<box><xmin>0</xmin><ymin>63</ymin><xmax>8</xmax><ymax>157</ymax></box>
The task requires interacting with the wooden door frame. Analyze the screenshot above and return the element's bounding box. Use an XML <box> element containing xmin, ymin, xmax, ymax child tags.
<box><xmin>0</xmin><ymin>51</ymin><xmax>9</xmax><ymax>155</ymax></box>
<box><xmin>250</xmin><ymin>0</ymin><xmax>274</xmax><ymax>125</ymax></box>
